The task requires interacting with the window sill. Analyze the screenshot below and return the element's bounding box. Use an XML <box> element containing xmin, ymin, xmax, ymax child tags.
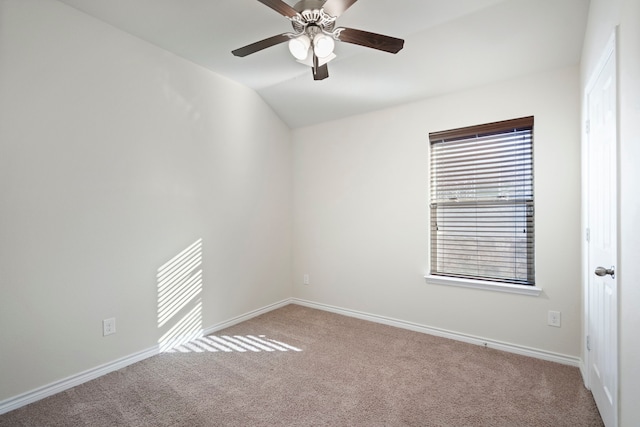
<box><xmin>424</xmin><ymin>275</ymin><xmax>542</xmax><ymax>296</ymax></box>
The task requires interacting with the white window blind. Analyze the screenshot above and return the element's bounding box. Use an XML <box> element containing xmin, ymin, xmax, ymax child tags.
<box><xmin>429</xmin><ymin>117</ymin><xmax>534</xmax><ymax>286</ymax></box>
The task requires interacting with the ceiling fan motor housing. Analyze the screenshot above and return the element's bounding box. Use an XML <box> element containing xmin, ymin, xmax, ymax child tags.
<box><xmin>293</xmin><ymin>0</ymin><xmax>326</xmax><ymax>13</ymax></box>
<box><xmin>292</xmin><ymin>0</ymin><xmax>337</xmax><ymax>34</ymax></box>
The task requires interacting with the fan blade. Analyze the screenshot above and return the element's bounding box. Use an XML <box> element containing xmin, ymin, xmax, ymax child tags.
<box><xmin>257</xmin><ymin>0</ymin><xmax>299</xmax><ymax>18</ymax></box>
<box><xmin>232</xmin><ymin>34</ymin><xmax>290</xmax><ymax>57</ymax></box>
<box><xmin>322</xmin><ymin>0</ymin><xmax>358</xmax><ymax>17</ymax></box>
<box><xmin>312</xmin><ymin>54</ymin><xmax>329</xmax><ymax>80</ymax></box>
<box><xmin>336</xmin><ymin>28</ymin><xmax>404</xmax><ymax>54</ymax></box>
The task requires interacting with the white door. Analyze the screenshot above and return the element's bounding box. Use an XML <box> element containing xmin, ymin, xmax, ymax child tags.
<box><xmin>586</xmin><ymin>36</ymin><xmax>617</xmax><ymax>427</ymax></box>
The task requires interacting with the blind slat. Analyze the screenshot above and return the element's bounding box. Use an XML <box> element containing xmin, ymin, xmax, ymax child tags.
<box><xmin>429</xmin><ymin>117</ymin><xmax>535</xmax><ymax>285</ymax></box>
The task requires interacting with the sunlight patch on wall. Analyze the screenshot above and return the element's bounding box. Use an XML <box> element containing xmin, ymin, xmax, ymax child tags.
<box><xmin>164</xmin><ymin>334</ymin><xmax>303</xmax><ymax>353</ymax></box>
<box><xmin>158</xmin><ymin>239</ymin><xmax>203</xmax><ymax>353</ymax></box>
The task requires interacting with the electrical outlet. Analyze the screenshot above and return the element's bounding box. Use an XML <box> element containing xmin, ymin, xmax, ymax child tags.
<box><xmin>547</xmin><ymin>311</ymin><xmax>561</xmax><ymax>327</ymax></box>
<box><xmin>303</xmin><ymin>274</ymin><xmax>309</xmax><ymax>285</ymax></box>
<box><xmin>103</xmin><ymin>318</ymin><xmax>116</xmax><ymax>336</ymax></box>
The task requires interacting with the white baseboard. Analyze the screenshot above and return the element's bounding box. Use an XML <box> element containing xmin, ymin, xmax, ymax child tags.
<box><xmin>0</xmin><ymin>298</ymin><xmax>292</xmax><ymax>416</ymax></box>
<box><xmin>0</xmin><ymin>346</ymin><xmax>158</xmax><ymax>415</ymax></box>
<box><xmin>291</xmin><ymin>298</ymin><xmax>581</xmax><ymax>368</ymax></box>
<box><xmin>202</xmin><ymin>298</ymin><xmax>292</xmax><ymax>336</ymax></box>
<box><xmin>1</xmin><ymin>297</ymin><xmax>582</xmax><ymax>415</ymax></box>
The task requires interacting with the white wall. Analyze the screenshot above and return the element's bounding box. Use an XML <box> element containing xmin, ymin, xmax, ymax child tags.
<box><xmin>292</xmin><ymin>66</ymin><xmax>582</xmax><ymax>357</ymax></box>
<box><xmin>581</xmin><ymin>0</ymin><xmax>640</xmax><ymax>425</ymax></box>
<box><xmin>0</xmin><ymin>0</ymin><xmax>291</xmax><ymax>401</ymax></box>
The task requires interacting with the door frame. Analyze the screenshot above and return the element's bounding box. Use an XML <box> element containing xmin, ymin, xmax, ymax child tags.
<box><xmin>581</xmin><ymin>28</ymin><xmax>618</xmax><ymax>424</ymax></box>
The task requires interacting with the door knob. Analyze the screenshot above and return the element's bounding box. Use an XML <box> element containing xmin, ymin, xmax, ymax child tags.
<box><xmin>595</xmin><ymin>266</ymin><xmax>615</xmax><ymax>279</ymax></box>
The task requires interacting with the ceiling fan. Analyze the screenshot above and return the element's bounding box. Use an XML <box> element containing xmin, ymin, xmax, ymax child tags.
<box><xmin>231</xmin><ymin>0</ymin><xmax>405</xmax><ymax>80</ymax></box>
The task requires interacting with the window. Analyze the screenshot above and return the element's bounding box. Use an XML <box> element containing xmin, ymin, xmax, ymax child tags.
<box><xmin>429</xmin><ymin>117</ymin><xmax>535</xmax><ymax>287</ymax></box>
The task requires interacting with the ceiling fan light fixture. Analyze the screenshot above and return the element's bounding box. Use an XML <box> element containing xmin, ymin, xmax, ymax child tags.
<box><xmin>231</xmin><ymin>0</ymin><xmax>405</xmax><ymax>81</ymax></box>
<box><xmin>288</xmin><ymin>34</ymin><xmax>311</xmax><ymax>60</ymax></box>
<box><xmin>313</xmin><ymin>33</ymin><xmax>335</xmax><ymax>58</ymax></box>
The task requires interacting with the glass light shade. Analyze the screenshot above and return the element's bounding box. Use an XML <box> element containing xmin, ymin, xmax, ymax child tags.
<box><xmin>313</xmin><ymin>34</ymin><xmax>335</xmax><ymax>58</ymax></box>
<box><xmin>296</xmin><ymin>52</ymin><xmax>336</xmax><ymax>67</ymax></box>
<box><xmin>288</xmin><ymin>35</ymin><xmax>311</xmax><ymax>60</ymax></box>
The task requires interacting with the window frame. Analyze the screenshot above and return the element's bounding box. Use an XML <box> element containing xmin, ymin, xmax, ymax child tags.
<box><xmin>425</xmin><ymin>117</ymin><xmax>541</xmax><ymax>296</ymax></box>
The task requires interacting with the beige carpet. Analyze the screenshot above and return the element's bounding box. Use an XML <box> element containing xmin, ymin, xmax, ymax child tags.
<box><xmin>0</xmin><ymin>304</ymin><xmax>603</xmax><ymax>426</ymax></box>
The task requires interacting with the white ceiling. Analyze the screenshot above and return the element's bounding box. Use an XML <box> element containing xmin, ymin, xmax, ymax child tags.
<box><xmin>55</xmin><ymin>0</ymin><xmax>590</xmax><ymax>128</ymax></box>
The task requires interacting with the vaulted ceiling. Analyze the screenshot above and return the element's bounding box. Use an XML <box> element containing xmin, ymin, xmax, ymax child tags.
<box><xmin>55</xmin><ymin>0</ymin><xmax>590</xmax><ymax>128</ymax></box>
